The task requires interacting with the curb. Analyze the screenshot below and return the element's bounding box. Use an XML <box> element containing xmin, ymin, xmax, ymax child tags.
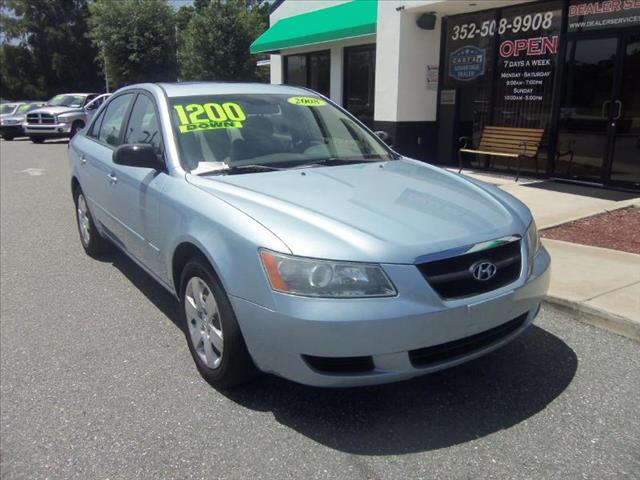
<box><xmin>543</xmin><ymin>296</ymin><xmax>640</xmax><ymax>343</ymax></box>
<box><xmin>540</xmin><ymin>201</ymin><xmax>639</xmax><ymax>230</ymax></box>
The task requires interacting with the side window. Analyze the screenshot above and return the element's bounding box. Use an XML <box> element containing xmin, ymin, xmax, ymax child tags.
<box><xmin>98</xmin><ymin>94</ymin><xmax>133</xmax><ymax>147</ymax></box>
<box><xmin>124</xmin><ymin>94</ymin><xmax>162</xmax><ymax>152</ymax></box>
<box><xmin>88</xmin><ymin>109</ymin><xmax>106</xmax><ymax>138</ymax></box>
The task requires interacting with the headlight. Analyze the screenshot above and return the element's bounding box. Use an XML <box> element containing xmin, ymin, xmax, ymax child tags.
<box><xmin>527</xmin><ymin>219</ymin><xmax>540</xmax><ymax>254</ymax></box>
<box><xmin>260</xmin><ymin>249</ymin><xmax>397</xmax><ymax>298</ymax></box>
<box><xmin>2</xmin><ymin>119</ymin><xmax>18</xmax><ymax>125</ymax></box>
<box><xmin>526</xmin><ymin>220</ymin><xmax>541</xmax><ymax>276</ymax></box>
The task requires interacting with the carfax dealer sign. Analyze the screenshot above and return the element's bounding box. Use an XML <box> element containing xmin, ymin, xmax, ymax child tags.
<box><xmin>449</xmin><ymin>46</ymin><xmax>486</xmax><ymax>81</ymax></box>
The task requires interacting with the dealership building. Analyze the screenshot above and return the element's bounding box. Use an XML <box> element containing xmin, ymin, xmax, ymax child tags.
<box><xmin>251</xmin><ymin>0</ymin><xmax>640</xmax><ymax>190</ymax></box>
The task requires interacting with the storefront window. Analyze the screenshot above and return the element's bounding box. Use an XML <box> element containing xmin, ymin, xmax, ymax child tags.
<box><xmin>442</xmin><ymin>10</ymin><xmax>498</xmax><ymax>148</ymax></box>
<box><xmin>493</xmin><ymin>2</ymin><xmax>563</xmax><ymax>130</ymax></box>
<box><xmin>284</xmin><ymin>51</ymin><xmax>330</xmax><ymax>98</ymax></box>
<box><xmin>344</xmin><ymin>44</ymin><xmax>376</xmax><ymax>127</ymax></box>
<box><xmin>442</xmin><ymin>2</ymin><xmax>563</xmax><ymax>174</ymax></box>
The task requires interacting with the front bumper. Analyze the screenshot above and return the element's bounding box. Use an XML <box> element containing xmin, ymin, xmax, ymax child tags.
<box><xmin>24</xmin><ymin>123</ymin><xmax>73</xmax><ymax>138</ymax></box>
<box><xmin>231</xmin><ymin>247</ymin><xmax>551</xmax><ymax>387</ymax></box>
<box><xmin>0</xmin><ymin>125</ymin><xmax>24</xmax><ymax>137</ymax></box>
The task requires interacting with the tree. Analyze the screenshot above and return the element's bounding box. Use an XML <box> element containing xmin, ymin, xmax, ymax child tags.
<box><xmin>178</xmin><ymin>0</ymin><xmax>268</xmax><ymax>82</ymax></box>
<box><xmin>0</xmin><ymin>44</ymin><xmax>45</xmax><ymax>99</ymax></box>
<box><xmin>88</xmin><ymin>0</ymin><xmax>177</xmax><ymax>88</ymax></box>
<box><xmin>0</xmin><ymin>0</ymin><xmax>102</xmax><ymax>99</ymax></box>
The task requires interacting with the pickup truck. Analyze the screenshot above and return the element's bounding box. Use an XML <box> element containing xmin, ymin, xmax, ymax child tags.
<box><xmin>0</xmin><ymin>102</ymin><xmax>46</xmax><ymax>140</ymax></box>
<box><xmin>25</xmin><ymin>93</ymin><xmax>110</xmax><ymax>143</ymax></box>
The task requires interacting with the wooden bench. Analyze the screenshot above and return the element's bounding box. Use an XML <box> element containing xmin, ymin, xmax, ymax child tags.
<box><xmin>458</xmin><ymin>126</ymin><xmax>545</xmax><ymax>181</ymax></box>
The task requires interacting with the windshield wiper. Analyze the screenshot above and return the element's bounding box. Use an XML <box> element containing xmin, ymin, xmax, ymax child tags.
<box><xmin>226</xmin><ymin>164</ymin><xmax>285</xmax><ymax>173</ymax></box>
<box><xmin>299</xmin><ymin>154</ymin><xmax>391</xmax><ymax>167</ymax></box>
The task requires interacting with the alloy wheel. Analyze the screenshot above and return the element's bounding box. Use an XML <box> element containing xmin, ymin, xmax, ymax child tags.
<box><xmin>184</xmin><ymin>276</ymin><xmax>224</xmax><ymax>369</ymax></box>
<box><xmin>76</xmin><ymin>193</ymin><xmax>91</xmax><ymax>246</ymax></box>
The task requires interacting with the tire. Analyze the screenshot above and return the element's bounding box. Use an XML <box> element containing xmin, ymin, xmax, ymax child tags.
<box><xmin>70</xmin><ymin>121</ymin><xmax>84</xmax><ymax>139</ymax></box>
<box><xmin>2</xmin><ymin>136</ymin><xmax>14</xmax><ymax>141</ymax></box>
<box><xmin>73</xmin><ymin>186</ymin><xmax>112</xmax><ymax>257</ymax></box>
<box><xmin>180</xmin><ymin>256</ymin><xmax>258</xmax><ymax>388</ymax></box>
<box><xmin>30</xmin><ymin>137</ymin><xmax>45</xmax><ymax>144</ymax></box>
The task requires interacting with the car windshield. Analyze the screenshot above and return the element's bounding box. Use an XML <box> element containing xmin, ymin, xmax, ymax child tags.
<box><xmin>47</xmin><ymin>94</ymin><xmax>87</xmax><ymax>108</ymax></box>
<box><xmin>168</xmin><ymin>93</ymin><xmax>395</xmax><ymax>175</ymax></box>
<box><xmin>18</xmin><ymin>103</ymin><xmax>40</xmax><ymax>114</ymax></box>
<box><xmin>0</xmin><ymin>104</ymin><xmax>18</xmax><ymax>115</ymax></box>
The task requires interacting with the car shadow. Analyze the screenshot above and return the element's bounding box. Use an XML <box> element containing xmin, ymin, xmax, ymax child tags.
<box><xmin>96</xmin><ymin>251</ymin><xmax>183</xmax><ymax>332</ymax></box>
<box><xmin>101</xmin><ymin>250</ymin><xmax>577</xmax><ymax>455</ymax></box>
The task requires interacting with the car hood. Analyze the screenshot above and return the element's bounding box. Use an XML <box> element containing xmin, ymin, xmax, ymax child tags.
<box><xmin>1</xmin><ymin>114</ymin><xmax>25</xmax><ymax>122</ymax></box>
<box><xmin>30</xmin><ymin>106</ymin><xmax>83</xmax><ymax>115</ymax></box>
<box><xmin>187</xmin><ymin>159</ymin><xmax>531</xmax><ymax>264</ymax></box>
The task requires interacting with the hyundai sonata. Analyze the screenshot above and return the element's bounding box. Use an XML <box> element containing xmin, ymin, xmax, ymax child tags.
<box><xmin>69</xmin><ymin>82</ymin><xmax>550</xmax><ymax>388</ymax></box>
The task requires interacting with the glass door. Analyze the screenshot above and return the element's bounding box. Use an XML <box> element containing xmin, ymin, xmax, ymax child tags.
<box><xmin>555</xmin><ymin>32</ymin><xmax>640</xmax><ymax>189</ymax></box>
<box><xmin>607</xmin><ymin>34</ymin><xmax>640</xmax><ymax>188</ymax></box>
<box><xmin>343</xmin><ymin>45</ymin><xmax>376</xmax><ymax>127</ymax></box>
<box><xmin>555</xmin><ymin>36</ymin><xmax>618</xmax><ymax>182</ymax></box>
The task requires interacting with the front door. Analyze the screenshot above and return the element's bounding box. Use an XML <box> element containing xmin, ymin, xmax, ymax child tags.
<box><xmin>555</xmin><ymin>32</ymin><xmax>640</xmax><ymax>189</ymax></box>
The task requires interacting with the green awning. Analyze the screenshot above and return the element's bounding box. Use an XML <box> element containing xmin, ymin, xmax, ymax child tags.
<box><xmin>250</xmin><ymin>0</ymin><xmax>377</xmax><ymax>54</ymax></box>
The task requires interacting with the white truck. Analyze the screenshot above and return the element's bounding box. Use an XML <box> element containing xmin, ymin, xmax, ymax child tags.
<box><xmin>25</xmin><ymin>93</ymin><xmax>110</xmax><ymax>143</ymax></box>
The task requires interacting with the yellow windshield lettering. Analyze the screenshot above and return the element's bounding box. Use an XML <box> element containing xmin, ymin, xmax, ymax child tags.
<box><xmin>287</xmin><ymin>96</ymin><xmax>327</xmax><ymax>107</ymax></box>
<box><xmin>173</xmin><ymin>102</ymin><xmax>248</xmax><ymax>134</ymax></box>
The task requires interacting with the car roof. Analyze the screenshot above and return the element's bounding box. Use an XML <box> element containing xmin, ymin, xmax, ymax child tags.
<box><xmin>52</xmin><ymin>93</ymin><xmax>96</xmax><ymax>97</ymax></box>
<box><xmin>154</xmin><ymin>81</ymin><xmax>316</xmax><ymax>98</ymax></box>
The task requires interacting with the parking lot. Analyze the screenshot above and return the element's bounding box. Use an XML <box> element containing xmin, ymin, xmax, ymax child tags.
<box><xmin>1</xmin><ymin>139</ymin><xmax>639</xmax><ymax>479</ymax></box>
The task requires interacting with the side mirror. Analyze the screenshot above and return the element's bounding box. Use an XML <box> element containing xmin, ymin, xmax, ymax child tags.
<box><xmin>113</xmin><ymin>144</ymin><xmax>164</xmax><ymax>170</ymax></box>
<box><xmin>374</xmin><ymin>130</ymin><xmax>391</xmax><ymax>144</ymax></box>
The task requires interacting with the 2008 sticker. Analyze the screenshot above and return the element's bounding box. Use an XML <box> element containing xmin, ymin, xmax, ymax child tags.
<box><xmin>173</xmin><ymin>102</ymin><xmax>246</xmax><ymax>133</ymax></box>
<box><xmin>287</xmin><ymin>96</ymin><xmax>327</xmax><ymax>107</ymax></box>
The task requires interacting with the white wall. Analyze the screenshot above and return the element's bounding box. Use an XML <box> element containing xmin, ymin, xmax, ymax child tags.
<box><xmin>374</xmin><ymin>1</ymin><xmax>443</xmax><ymax>123</ymax></box>
<box><xmin>396</xmin><ymin>7</ymin><xmax>442</xmax><ymax>122</ymax></box>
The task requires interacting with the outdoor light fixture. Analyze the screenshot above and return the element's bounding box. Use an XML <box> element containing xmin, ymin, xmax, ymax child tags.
<box><xmin>416</xmin><ymin>13</ymin><xmax>437</xmax><ymax>30</ymax></box>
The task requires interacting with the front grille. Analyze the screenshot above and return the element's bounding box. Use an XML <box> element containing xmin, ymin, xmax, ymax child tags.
<box><xmin>302</xmin><ymin>354</ymin><xmax>374</xmax><ymax>374</ymax></box>
<box><xmin>417</xmin><ymin>239</ymin><xmax>522</xmax><ymax>299</ymax></box>
<box><xmin>26</xmin><ymin>113</ymin><xmax>55</xmax><ymax>125</ymax></box>
<box><xmin>409</xmin><ymin>313</ymin><xmax>528</xmax><ymax>368</ymax></box>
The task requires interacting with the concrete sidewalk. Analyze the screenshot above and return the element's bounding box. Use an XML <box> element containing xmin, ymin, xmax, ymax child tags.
<box><xmin>453</xmin><ymin>168</ymin><xmax>640</xmax><ymax>341</ymax></box>
<box><xmin>543</xmin><ymin>239</ymin><xmax>640</xmax><ymax>341</ymax></box>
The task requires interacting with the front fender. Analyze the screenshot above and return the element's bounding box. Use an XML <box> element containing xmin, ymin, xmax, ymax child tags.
<box><xmin>161</xmin><ymin>176</ymin><xmax>289</xmax><ymax>310</ymax></box>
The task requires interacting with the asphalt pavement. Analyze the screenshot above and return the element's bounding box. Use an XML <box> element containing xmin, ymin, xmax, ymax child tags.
<box><xmin>1</xmin><ymin>139</ymin><xmax>639</xmax><ymax>480</ymax></box>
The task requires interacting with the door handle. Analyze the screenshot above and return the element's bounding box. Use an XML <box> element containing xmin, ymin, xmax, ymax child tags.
<box><xmin>80</xmin><ymin>155</ymin><xmax>87</xmax><ymax>165</ymax></box>
<box><xmin>107</xmin><ymin>173</ymin><xmax>118</xmax><ymax>184</ymax></box>
<box><xmin>613</xmin><ymin>100</ymin><xmax>623</xmax><ymax>121</ymax></box>
<box><xmin>601</xmin><ymin>100</ymin><xmax>611</xmax><ymax>118</ymax></box>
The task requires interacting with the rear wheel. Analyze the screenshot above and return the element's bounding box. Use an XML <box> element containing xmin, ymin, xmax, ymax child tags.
<box><xmin>180</xmin><ymin>256</ymin><xmax>258</xmax><ymax>388</ymax></box>
<box><xmin>2</xmin><ymin>136</ymin><xmax>14</xmax><ymax>141</ymax></box>
<box><xmin>30</xmin><ymin>137</ymin><xmax>44</xmax><ymax>144</ymax></box>
<box><xmin>73</xmin><ymin>187</ymin><xmax>112</xmax><ymax>256</ymax></box>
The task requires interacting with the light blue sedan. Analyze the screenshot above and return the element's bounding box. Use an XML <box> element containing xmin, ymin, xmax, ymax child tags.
<box><xmin>68</xmin><ymin>82</ymin><xmax>550</xmax><ymax>388</ymax></box>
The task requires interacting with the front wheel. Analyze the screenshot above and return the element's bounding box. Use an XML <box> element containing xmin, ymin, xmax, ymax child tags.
<box><xmin>30</xmin><ymin>137</ymin><xmax>45</xmax><ymax>144</ymax></box>
<box><xmin>73</xmin><ymin>187</ymin><xmax>112</xmax><ymax>256</ymax></box>
<box><xmin>180</xmin><ymin>257</ymin><xmax>258</xmax><ymax>388</ymax></box>
<box><xmin>70</xmin><ymin>121</ymin><xmax>84</xmax><ymax>138</ymax></box>
<box><xmin>2</xmin><ymin>135</ymin><xmax>14</xmax><ymax>141</ymax></box>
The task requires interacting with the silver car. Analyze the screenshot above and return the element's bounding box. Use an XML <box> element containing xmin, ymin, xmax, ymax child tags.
<box><xmin>68</xmin><ymin>82</ymin><xmax>550</xmax><ymax>388</ymax></box>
